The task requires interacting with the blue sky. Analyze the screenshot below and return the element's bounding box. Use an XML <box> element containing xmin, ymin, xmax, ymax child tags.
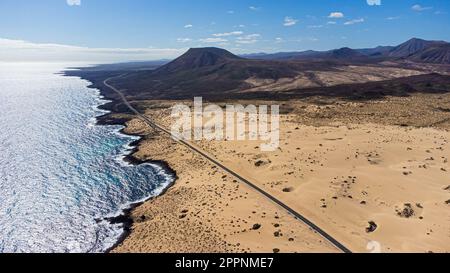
<box><xmin>0</xmin><ymin>0</ymin><xmax>449</xmax><ymax>62</ymax></box>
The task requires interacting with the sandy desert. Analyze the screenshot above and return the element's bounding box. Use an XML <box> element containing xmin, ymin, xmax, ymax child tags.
<box><xmin>111</xmin><ymin>92</ymin><xmax>450</xmax><ymax>253</ymax></box>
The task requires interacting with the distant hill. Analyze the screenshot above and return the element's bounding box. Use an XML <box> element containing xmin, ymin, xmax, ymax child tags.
<box><xmin>320</xmin><ymin>47</ymin><xmax>367</xmax><ymax>60</ymax></box>
<box><xmin>154</xmin><ymin>47</ymin><xmax>242</xmax><ymax>74</ymax></box>
<box><xmin>356</xmin><ymin>46</ymin><xmax>394</xmax><ymax>56</ymax></box>
<box><xmin>279</xmin><ymin>47</ymin><xmax>367</xmax><ymax>61</ymax></box>
<box><xmin>408</xmin><ymin>43</ymin><xmax>450</xmax><ymax>64</ymax></box>
<box><xmin>241</xmin><ymin>50</ymin><xmax>320</xmax><ymax>60</ymax></box>
<box><xmin>242</xmin><ymin>48</ymin><xmax>366</xmax><ymax>61</ymax></box>
<box><xmin>388</xmin><ymin>38</ymin><xmax>447</xmax><ymax>58</ymax></box>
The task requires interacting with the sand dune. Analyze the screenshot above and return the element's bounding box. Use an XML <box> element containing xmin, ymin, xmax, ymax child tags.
<box><xmin>241</xmin><ymin>65</ymin><xmax>424</xmax><ymax>92</ymax></box>
<box><xmin>195</xmin><ymin>122</ymin><xmax>450</xmax><ymax>252</ymax></box>
<box><xmin>113</xmin><ymin>93</ymin><xmax>450</xmax><ymax>253</ymax></box>
<box><xmin>112</xmin><ymin>119</ymin><xmax>337</xmax><ymax>253</ymax></box>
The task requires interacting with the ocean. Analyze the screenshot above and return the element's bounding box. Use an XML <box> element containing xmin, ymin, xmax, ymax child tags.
<box><xmin>0</xmin><ymin>62</ymin><xmax>174</xmax><ymax>253</ymax></box>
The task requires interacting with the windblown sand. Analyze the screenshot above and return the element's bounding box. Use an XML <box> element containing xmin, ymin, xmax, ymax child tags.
<box><xmin>242</xmin><ymin>65</ymin><xmax>424</xmax><ymax>92</ymax></box>
<box><xmin>112</xmin><ymin>119</ymin><xmax>337</xmax><ymax>253</ymax></box>
<box><xmin>113</xmin><ymin>93</ymin><xmax>450</xmax><ymax>253</ymax></box>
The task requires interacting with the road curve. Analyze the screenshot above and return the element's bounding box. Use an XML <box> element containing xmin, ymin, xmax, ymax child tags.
<box><xmin>103</xmin><ymin>76</ymin><xmax>352</xmax><ymax>253</ymax></box>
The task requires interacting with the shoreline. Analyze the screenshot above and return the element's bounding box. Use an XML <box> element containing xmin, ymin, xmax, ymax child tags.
<box><xmin>73</xmin><ymin>72</ymin><xmax>338</xmax><ymax>253</ymax></box>
<box><xmin>64</xmin><ymin>69</ymin><xmax>450</xmax><ymax>253</ymax></box>
<box><xmin>98</xmin><ymin>105</ymin><xmax>180</xmax><ymax>254</ymax></box>
<box><xmin>67</xmin><ymin>71</ymin><xmax>180</xmax><ymax>253</ymax></box>
<box><xmin>88</xmin><ymin>81</ymin><xmax>336</xmax><ymax>253</ymax></box>
<box><xmin>102</xmin><ymin>140</ymin><xmax>178</xmax><ymax>253</ymax></box>
<box><xmin>108</xmin><ymin>96</ymin><xmax>450</xmax><ymax>252</ymax></box>
<box><xmin>98</xmin><ymin>102</ymin><xmax>179</xmax><ymax>254</ymax></box>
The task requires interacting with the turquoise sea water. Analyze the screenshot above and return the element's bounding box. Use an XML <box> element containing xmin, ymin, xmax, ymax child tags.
<box><xmin>0</xmin><ymin>63</ymin><xmax>173</xmax><ymax>253</ymax></box>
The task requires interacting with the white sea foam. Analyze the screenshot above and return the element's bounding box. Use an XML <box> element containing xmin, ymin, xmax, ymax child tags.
<box><xmin>0</xmin><ymin>63</ymin><xmax>175</xmax><ymax>253</ymax></box>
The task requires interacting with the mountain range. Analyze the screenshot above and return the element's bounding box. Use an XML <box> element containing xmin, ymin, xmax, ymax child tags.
<box><xmin>97</xmin><ymin>38</ymin><xmax>450</xmax><ymax>101</ymax></box>
<box><xmin>242</xmin><ymin>38</ymin><xmax>450</xmax><ymax>64</ymax></box>
<box><xmin>110</xmin><ymin>47</ymin><xmax>339</xmax><ymax>99</ymax></box>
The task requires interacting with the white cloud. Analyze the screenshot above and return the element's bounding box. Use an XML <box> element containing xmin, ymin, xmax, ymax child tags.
<box><xmin>283</xmin><ymin>16</ymin><xmax>298</xmax><ymax>27</ymax></box>
<box><xmin>327</xmin><ymin>21</ymin><xmax>337</xmax><ymax>25</ymax></box>
<box><xmin>308</xmin><ymin>25</ymin><xmax>323</xmax><ymax>29</ymax></box>
<box><xmin>212</xmin><ymin>31</ymin><xmax>243</xmax><ymax>37</ymax></box>
<box><xmin>0</xmin><ymin>38</ymin><xmax>184</xmax><ymax>63</ymax></box>
<box><xmin>344</xmin><ymin>18</ymin><xmax>365</xmax><ymax>25</ymax></box>
<box><xmin>184</xmin><ymin>24</ymin><xmax>193</xmax><ymax>28</ymax></box>
<box><xmin>386</xmin><ymin>16</ymin><xmax>400</xmax><ymax>20</ymax></box>
<box><xmin>199</xmin><ymin>37</ymin><xmax>228</xmax><ymax>43</ymax></box>
<box><xmin>246</xmin><ymin>34</ymin><xmax>261</xmax><ymax>39</ymax></box>
<box><xmin>295</xmin><ymin>37</ymin><xmax>319</xmax><ymax>43</ymax></box>
<box><xmin>236</xmin><ymin>34</ymin><xmax>261</xmax><ymax>44</ymax></box>
<box><xmin>249</xmin><ymin>6</ymin><xmax>260</xmax><ymax>11</ymax></box>
<box><xmin>275</xmin><ymin>37</ymin><xmax>284</xmax><ymax>43</ymax></box>
<box><xmin>177</xmin><ymin>38</ymin><xmax>192</xmax><ymax>43</ymax></box>
<box><xmin>412</xmin><ymin>4</ymin><xmax>433</xmax><ymax>12</ymax></box>
<box><xmin>328</xmin><ymin>12</ymin><xmax>344</xmax><ymax>18</ymax></box>
<box><xmin>227</xmin><ymin>10</ymin><xmax>235</xmax><ymax>14</ymax></box>
<box><xmin>67</xmin><ymin>0</ymin><xmax>81</xmax><ymax>6</ymax></box>
<box><xmin>367</xmin><ymin>0</ymin><xmax>381</xmax><ymax>6</ymax></box>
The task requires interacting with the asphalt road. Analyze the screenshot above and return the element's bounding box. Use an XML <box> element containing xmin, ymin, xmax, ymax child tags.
<box><xmin>103</xmin><ymin>76</ymin><xmax>352</xmax><ymax>253</ymax></box>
